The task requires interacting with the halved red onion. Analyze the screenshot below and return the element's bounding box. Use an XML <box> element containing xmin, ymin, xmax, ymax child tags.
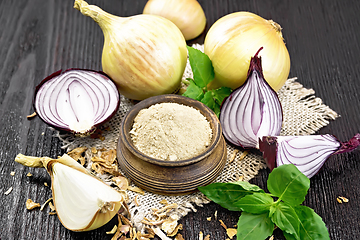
<box><xmin>34</xmin><ymin>69</ymin><xmax>120</xmax><ymax>135</ymax></box>
<box><xmin>220</xmin><ymin>48</ymin><xmax>283</xmax><ymax>149</ymax></box>
<box><xmin>259</xmin><ymin>134</ymin><xmax>360</xmax><ymax>178</ymax></box>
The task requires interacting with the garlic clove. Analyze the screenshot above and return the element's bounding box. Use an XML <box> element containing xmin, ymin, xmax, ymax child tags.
<box><xmin>51</xmin><ymin>163</ymin><xmax>123</xmax><ymax>231</ymax></box>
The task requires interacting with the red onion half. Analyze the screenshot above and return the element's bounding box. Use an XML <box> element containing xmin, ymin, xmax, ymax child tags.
<box><xmin>34</xmin><ymin>69</ymin><xmax>120</xmax><ymax>135</ymax></box>
<box><xmin>220</xmin><ymin>48</ymin><xmax>283</xmax><ymax>148</ymax></box>
<box><xmin>259</xmin><ymin>134</ymin><xmax>360</xmax><ymax>178</ymax></box>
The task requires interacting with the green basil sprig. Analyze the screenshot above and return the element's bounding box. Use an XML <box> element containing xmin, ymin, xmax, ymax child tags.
<box><xmin>198</xmin><ymin>164</ymin><xmax>330</xmax><ymax>240</ymax></box>
<box><xmin>182</xmin><ymin>46</ymin><xmax>232</xmax><ymax>117</ymax></box>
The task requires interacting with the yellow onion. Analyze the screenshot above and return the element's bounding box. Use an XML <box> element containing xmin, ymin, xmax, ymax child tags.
<box><xmin>143</xmin><ymin>0</ymin><xmax>206</xmax><ymax>40</ymax></box>
<box><xmin>15</xmin><ymin>153</ymin><xmax>125</xmax><ymax>232</ymax></box>
<box><xmin>204</xmin><ymin>12</ymin><xmax>290</xmax><ymax>91</ymax></box>
<box><xmin>74</xmin><ymin>0</ymin><xmax>187</xmax><ymax>100</ymax></box>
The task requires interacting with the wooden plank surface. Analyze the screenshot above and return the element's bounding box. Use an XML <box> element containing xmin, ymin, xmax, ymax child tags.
<box><xmin>1</xmin><ymin>0</ymin><xmax>360</xmax><ymax>239</ymax></box>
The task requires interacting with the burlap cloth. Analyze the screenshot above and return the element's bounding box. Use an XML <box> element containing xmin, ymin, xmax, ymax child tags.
<box><xmin>57</xmin><ymin>44</ymin><xmax>338</xmax><ymax>236</ymax></box>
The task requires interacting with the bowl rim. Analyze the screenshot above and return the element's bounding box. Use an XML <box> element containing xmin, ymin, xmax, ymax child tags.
<box><xmin>120</xmin><ymin>94</ymin><xmax>222</xmax><ymax>167</ymax></box>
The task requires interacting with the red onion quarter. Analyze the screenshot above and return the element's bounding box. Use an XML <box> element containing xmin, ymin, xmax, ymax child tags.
<box><xmin>34</xmin><ymin>69</ymin><xmax>120</xmax><ymax>135</ymax></box>
<box><xmin>259</xmin><ymin>134</ymin><xmax>360</xmax><ymax>178</ymax></box>
<box><xmin>220</xmin><ymin>48</ymin><xmax>283</xmax><ymax>149</ymax></box>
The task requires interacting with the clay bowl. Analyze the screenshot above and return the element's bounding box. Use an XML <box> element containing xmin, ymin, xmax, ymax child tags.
<box><xmin>117</xmin><ymin>94</ymin><xmax>227</xmax><ymax>195</ymax></box>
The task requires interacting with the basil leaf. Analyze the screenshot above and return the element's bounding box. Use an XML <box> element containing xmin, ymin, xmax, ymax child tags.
<box><xmin>198</xmin><ymin>181</ymin><xmax>265</xmax><ymax>211</ymax></box>
<box><xmin>270</xmin><ymin>202</ymin><xmax>301</xmax><ymax>239</ymax></box>
<box><xmin>212</xmin><ymin>87</ymin><xmax>232</xmax><ymax>105</ymax></box>
<box><xmin>272</xmin><ymin>203</ymin><xmax>330</xmax><ymax>240</ymax></box>
<box><xmin>182</xmin><ymin>79</ymin><xmax>204</xmax><ymax>101</ymax></box>
<box><xmin>235</xmin><ymin>192</ymin><xmax>274</xmax><ymax>214</ymax></box>
<box><xmin>201</xmin><ymin>91</ymin><xmax>216</xmax><ymax>110</ymax></box>
<box><xmin>283</xmin><ymin>232</ymin><xmax>298</xmax><ymax>240</ymax></box>
<box><xmin>267</xmin><ymin>164</ymin><xmax>310</xmax><ymax>206</ymax></box>
<box><xmin>202</xmin><ymin>90</ymin><xmax>229</xmax><ymax>117</ymax></box>
<box><xmin>212</xmin><ymin>103</ymin><xmax>221</xmax><ymax>118</ymax></box>
<box><xmin>291</xmin><ymin>205</ymin><xmax>330</xmax><ymax>240</ymax></box>
<box><xmin>187</xmin><ymin>46</ymin><xmax>214</xmax><ymax>88</ymax></box>
<box><xmin>237</xmin><ymin>212</ymin><xmax>274</xmax><ymax>240</ymax></box>
<box><xmin>183</xmin><ymin>47</ymin><xmax>231</xmax><ymax>116</ymax></box>
<box><xmin>269</xmin><ymin>204</ymin><xmax>277</xmax><ymax>217</ymax></box>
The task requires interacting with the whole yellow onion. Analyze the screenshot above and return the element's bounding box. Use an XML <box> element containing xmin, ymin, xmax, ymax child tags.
<box><xmin>143</xmin><ymin>0</ymin><xmax>206</xmax><ymax>40</ymax></box>
<box><xmin>74</xmin><ymin>0</ymin><xmax>187</xmax><ymax>100</ymax></box>
<box><xmin>204</xmin><ymin>12</ymin><xmax>290</xmax><ymax>91</ymax></box>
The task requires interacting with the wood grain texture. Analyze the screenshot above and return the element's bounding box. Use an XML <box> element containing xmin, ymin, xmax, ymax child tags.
<box><xmin>1</xmin><ymin>0</ymin><xmax>360</xmax><ymax>239</ymax></box>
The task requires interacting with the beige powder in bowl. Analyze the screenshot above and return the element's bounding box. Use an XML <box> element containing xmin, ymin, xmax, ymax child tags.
<box><xmin>129</xmin><ymin>102</ymin><xmax>213</xmax><ymax>161</ymax></box>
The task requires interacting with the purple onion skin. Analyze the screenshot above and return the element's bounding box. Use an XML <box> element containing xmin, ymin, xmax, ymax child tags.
<box><xmin>259</xmin><ymin>134</ymin><xmax>360</xmax><ymax>178</ymax></box>
<box><xmin>334</xmin><ymin>133</ymin><xmax>360</xmax><ymax>154</ymax></box>
<box><xmin>259</xmin><ymin>136</ymin><xmax>278</xmax><ymax>171</ymax></box>
<box><xmin>33</xmin><ymin>68</ymin><xmax>120</xmax><ymax>136</ymax></box>
<box><xmin>220</xmin><ymin>48</ymin><xmax>283</xmax><ymax>149</ymax></box>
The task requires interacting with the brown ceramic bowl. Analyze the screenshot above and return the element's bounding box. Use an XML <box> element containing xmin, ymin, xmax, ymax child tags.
<box><xmin>117</xmin><ymin>94</ymin><xmax>227</xmax><ymax>195</ymax></box>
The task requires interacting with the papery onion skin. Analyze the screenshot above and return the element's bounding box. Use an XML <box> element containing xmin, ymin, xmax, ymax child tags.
<box><xmin>204</xmin><ymin>12</ymin><xmax>290</xmax><ymax>91</ymax></box>
<box><xmin>259</xmin><ymin>134</ymin><xmax>360</xmax><ymax>178</ymax></box>
<box><xmin>220</xmin><ymin>49</ymin><xmax>283</xmax><ymax>149</ymax></box>
<box><xmin>74</xmin><ymin>0</ymin><xmax>187</xmax><ymax>100</ymax></box>
<box><xmin>33</xmin><ymin>69</ymin><xmax>120</xmax><ymax>136</ymax></box>
<box><xmin>143</xmin><ymin>0</ymin><xmax>206</xmax><ymax>40</ymax></box>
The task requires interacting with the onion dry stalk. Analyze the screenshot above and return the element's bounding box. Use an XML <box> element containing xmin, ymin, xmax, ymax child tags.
<box><xmin>259</xmin><ymin>133</ymin><xmax>360</xmax><ymax>178</ymax></box>
<box><xmin>220</xmin><ymin>48</ymin><xmax>283</xmax><ymax>149</ymax></box>
<box><xmin>34</xmin><ymin>69</ymin><xmax>120</xmax><ymax>136</ymax></box>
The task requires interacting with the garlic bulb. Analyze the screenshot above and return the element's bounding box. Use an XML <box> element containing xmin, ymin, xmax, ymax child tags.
<box><xmin>15</xmin><ymin>154</ymin><xmax>124</xmax><ymax>232</ymax></box>
<box><xmin>143</xmin><ymin>0</ymin><xmax>206</xmax><ymax>40</ymax></box>
<box><xmin>74</xmin><ymin>0</ymin><xmax>187</xmax><ymax>100</ymax></box>
<box><xmin>204</xmin><ymin>12</ymin><xmax>290</xmax><ymax>91</ymax></box>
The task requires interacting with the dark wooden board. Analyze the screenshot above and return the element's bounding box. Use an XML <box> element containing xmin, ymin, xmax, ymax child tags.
<box><xmin>1</xmin><ymin>0</ymin><xmax>359</xmax><ymax>239</ymax></box>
